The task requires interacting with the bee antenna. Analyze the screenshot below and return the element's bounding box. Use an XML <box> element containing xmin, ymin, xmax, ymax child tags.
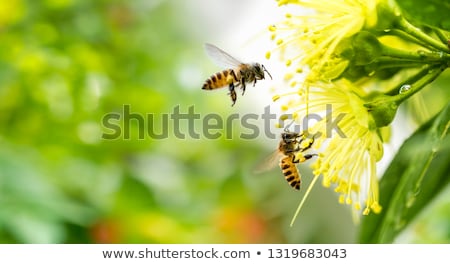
<box><xmin>262</xmin><ymin>65</ymin><xmax>272</xmax><ymax>80</ymax></box>
<box><xmin>283</xmin><ymin>119</ymin><xmax>296</xmax><ymax>132</ymax></box>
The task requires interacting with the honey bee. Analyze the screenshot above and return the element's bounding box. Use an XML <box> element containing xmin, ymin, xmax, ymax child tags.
<box><xmin>202</xmin><ymin>43</ymin><xmax>272</xmax><ymax>106</ymax></box>
<box><xmin>256</xmin><ymin>130</ymin><xmax>317</xmax><ymax>190</ymax></box>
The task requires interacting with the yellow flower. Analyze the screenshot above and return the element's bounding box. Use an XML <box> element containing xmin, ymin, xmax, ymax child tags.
<box><xmin>274</xmin><ymin>80</ymin><xmax>384</xmax><ymax>225</ymax></box>
<box><xmin>269</xmin><ymin>0</ymin><xmax>378</xmax><ymax>81</ymax></box>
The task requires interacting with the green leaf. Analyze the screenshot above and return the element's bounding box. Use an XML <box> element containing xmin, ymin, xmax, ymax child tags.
<box><xmin>396</xmin><ymin>0</ymin><xmax>450</xmax><ymax>30</ymax></box>
<box><xmin>359</xmin><ymin>102</ymin><xmax>450</xmax><ymax>243</ymax></box>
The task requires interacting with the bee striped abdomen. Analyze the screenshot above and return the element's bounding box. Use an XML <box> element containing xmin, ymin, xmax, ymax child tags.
<box><xmin>202</xmin><ymin>69</ymin><xmax>235</xmax><ymax>90</ymax></box>
<box><xmin>280</xmin><ymin>156</ymin><xmax>301</xmax><ymax>190</ymax></box>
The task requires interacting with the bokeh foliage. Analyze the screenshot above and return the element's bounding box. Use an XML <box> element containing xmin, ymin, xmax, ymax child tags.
<box><xmin>0</xmin><ymin>0</ymin><xmax>356</xmax><ymax>244</ymax></box>
<box><xmin>0</xmin><ymin>0</ymin><xmax>262</xmax><ymax>243</ymax></box>
<box><xmin>1</xmin><ymin>0</ymin><xmax>448</xmax><ymax>244</ymax></box>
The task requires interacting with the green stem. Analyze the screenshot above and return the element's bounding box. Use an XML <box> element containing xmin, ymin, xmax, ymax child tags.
<box><xmin>385</xmin><ymin>29</ymin><xmax>431</xmax><ymax>48</ymax></box>
<box><xmin>381</xmin><ymin>44</ymin><xmax>450</xmax><ymax>62</ymax></box>
<box><xmin>376</xmin><ymin>57</ymin><xmax>433</xmax><ymax>69</ymax></box>
<box><xmin>433</xmin><ymin>28</ymin><xmax>449</xmax><ymax>44</ymax></box>
<box><xmin>364</xmin><ymin>64</ymin><xmax>447</xmax><ymax>128</ymax></box>
<box><xmin>396</xmin><ymin>17</ymin><xmax>449</xmax><ymax>52</ymax></box>
<box><xmin>390</xmin><ymin>64</ymin><xmax>447</xmax><ymax>104</ymax></box>
<box><xmin>385</xmin><ymin>65</ymin><xmax>438</xmax><ymax>96</ymax></box>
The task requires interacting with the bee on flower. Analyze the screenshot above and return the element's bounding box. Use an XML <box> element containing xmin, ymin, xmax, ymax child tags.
<box><xmin>273</xmin><ymin>80</ymin><xmax>384</xmax><ymax>225</ymax></box>
<box><xmin>264</xmin><ymin>0</ymin><xmax>450</xmax><ymax>229</ymax></box>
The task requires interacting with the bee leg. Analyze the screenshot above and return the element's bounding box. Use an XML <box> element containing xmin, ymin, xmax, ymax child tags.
<box><xmin>298</xmin><ymin>136</ymin><xmax>315</xmax><ymax>152</ymax></box>
<box><xmin>293</xmin><ymin>153</ymin><xmax>318</xmax><ymax>163</ymax></box>
<box><xmin>253</xmin><ymin>79</ymin><xmax>257</xmax><ymax>87</ymax></box>
<box><xmin>241</xmin><ymin>81</ymin><xmax>246</xmax><ymax>95</ymax></box>
<box><xmin>303</xmin><ymin>154</ymin><xmax>318</xmax><ymax>161</ymax></box>
<box><xmin>228</xmin><ymin>83</ymin><xmax>237</xmax><ymax>106</ymax></box>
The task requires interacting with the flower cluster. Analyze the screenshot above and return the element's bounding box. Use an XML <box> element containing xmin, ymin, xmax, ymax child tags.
<box><xmin>267</xmin><ymin>0</ymin><xmax>450</xmax><ymax>223</ymax></box>
<box><xmin>267</xmin><ymin>0</ymin><xmax>378</xmax><ymax>82</ymax></box>
<box><xmin>277</xmin><ymin>80</ymin><xmax>383</xmax><ymax>222</ymax></box>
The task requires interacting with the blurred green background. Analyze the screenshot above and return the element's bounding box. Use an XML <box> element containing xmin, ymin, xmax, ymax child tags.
<box><xmin>0</xmin><ymin>0</ymin><xmax>448</xmax><ymax>243</ymax></box>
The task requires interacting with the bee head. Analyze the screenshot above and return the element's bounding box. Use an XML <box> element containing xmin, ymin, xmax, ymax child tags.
<box><xmin>281</xmin><ymin>131</ymin><xmax>298</xmax><ymax>143</ymax></box>
<box><xmin>253</xmin><ymin>63</ymin><xmax>272</xmax><ymax>80</ymax></box>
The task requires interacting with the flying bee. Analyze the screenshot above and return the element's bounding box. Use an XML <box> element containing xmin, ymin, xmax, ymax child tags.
<box><xmin>202</xmin><ymin>43</ymin><xmax>272</xmax><ymax>106</ymax></box>
<box><xmin>255</xmin><ymin>130</ymin><xmax>317</xmax><ymax>190</ymax></box>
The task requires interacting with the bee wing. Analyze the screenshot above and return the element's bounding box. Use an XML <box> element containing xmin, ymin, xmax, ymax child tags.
<box><xmin>253</xmin><ymin>150</ymin><xmax>283</xmax><ymax>174</ymax></box>
<box><xmin>204</xmin><ymin>43</ymin><xmax>243</xmax><ymax>68</ymax></box>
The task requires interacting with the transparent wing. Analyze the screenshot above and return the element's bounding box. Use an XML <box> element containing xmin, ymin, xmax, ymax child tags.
<box><xmin>204</xmin><ymin>43</ymin><xmax>243</xmax><ymax>68</ymax></box>
<box><xmin>253</xmin><ymin>150</ymin><xmax>283</xmax><ymax>174</ymax></box>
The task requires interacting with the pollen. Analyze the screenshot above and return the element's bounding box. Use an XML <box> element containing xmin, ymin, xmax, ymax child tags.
<box><xmin>284</xmin><ymin>73</ymin><xmax>293</xmax><ymax>81</ymax></box>
<box><xmin>268</xmin><ymin>25</ymin><xmax>277</xmax><ymax>32</ymax></box>
<box><xmin>285</xmin><ymin>59</ymin><xmax>292</xmax><ymax>66</ymax></box>
<box><xmin>276</xmin><ymin>39</ymin><xmax>284</xmax><ymax>45</ymax></box>
<box><xmin>280</xmin><ymin>114</ymin><xmax>289</xmax><ymax>120</ymax></box>
<box><xmin>300</xmin><ymin>138</ymin><xmax>313</xmax><ymax>149</ymax></box>
<box><xmin>322</xmin><ymin>178</ymin><xmax>331</xmax><ymax>187</ymax></box>
<box><xmin>371</xmin><ymin>202</ymin><xmax>382</xmax><ymax>213</ymax></box>
<box><xmin>272</xmin><ymin>94</ymin><xmax>281</xmax><ymax>102</ymax></box>
<box><xmin>265</xmin><ymin>51</ymin><xmax>271</xmax><ymax>59</ymax></box>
